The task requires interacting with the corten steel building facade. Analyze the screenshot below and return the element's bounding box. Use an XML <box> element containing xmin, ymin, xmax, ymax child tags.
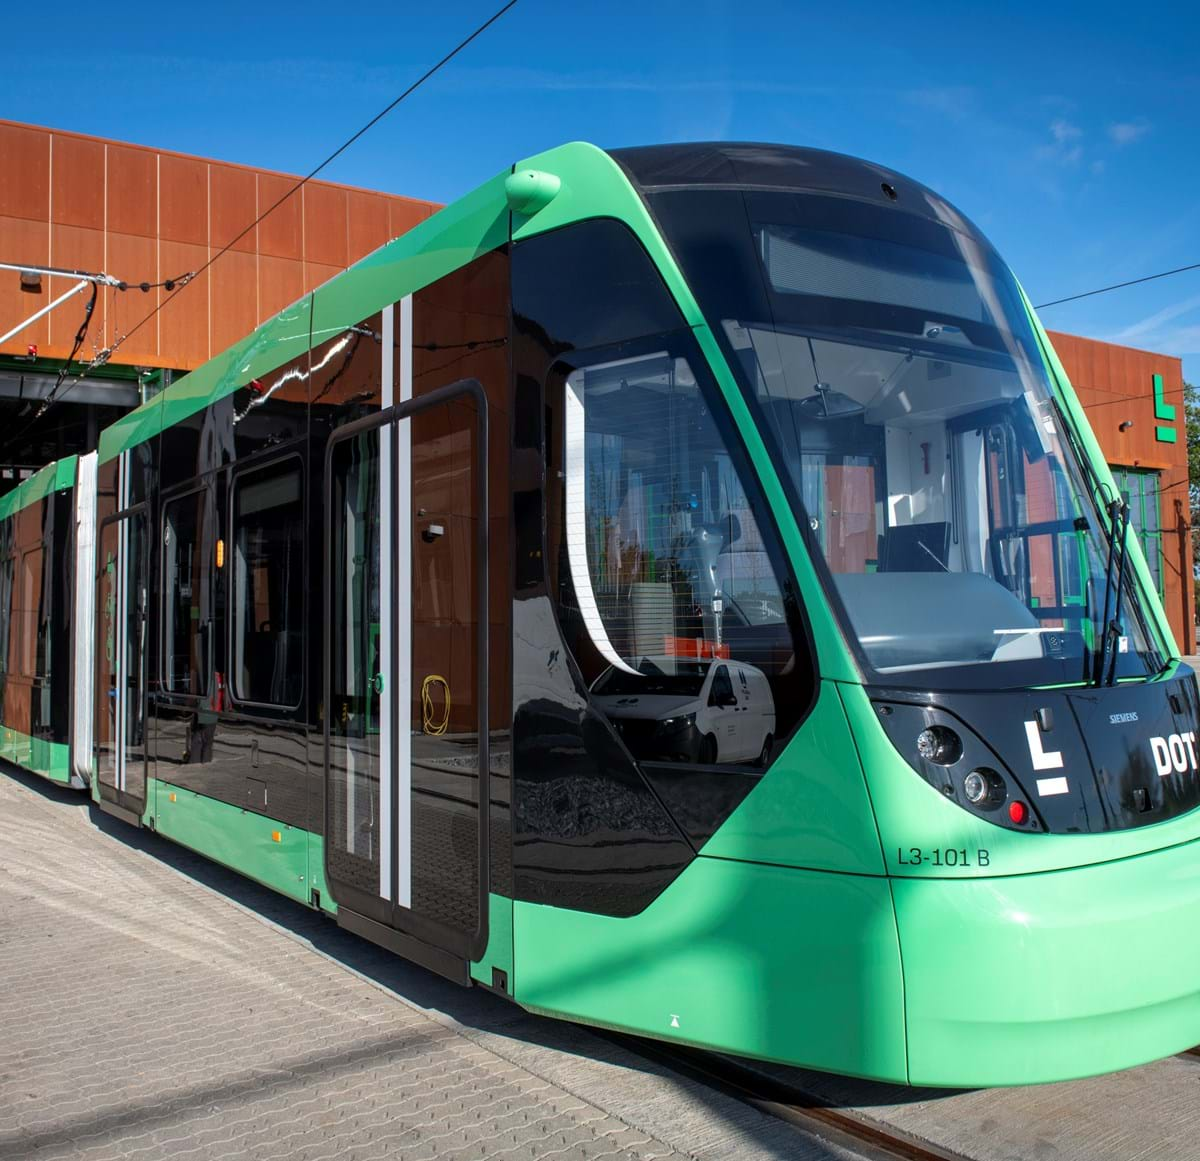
<box><xmin>0</xmin><ymin>119</ymin><xmax>439</xmax><ymax>472</ymax></box>
<box><xmin>1046</xmin><ymin>331</ymin><xmax>1193</xmax><ymax>654</ymax></box>
<box><xmin>0</xmin><ymin>121</ymin><xmax>1193</xmax><ymax>651</ymax></box>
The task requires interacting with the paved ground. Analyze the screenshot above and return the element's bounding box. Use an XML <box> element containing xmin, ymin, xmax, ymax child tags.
<box><xmin>0</xmin><ymin>766</ymin><xmax>863</xmax><ymax>1161</ymax></box>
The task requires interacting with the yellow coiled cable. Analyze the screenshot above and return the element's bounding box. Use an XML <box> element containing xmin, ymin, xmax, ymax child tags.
<box><xmin>421</xmin><ymin>674</ymin><xmax>451</xmax><ymax>736</ymax></box>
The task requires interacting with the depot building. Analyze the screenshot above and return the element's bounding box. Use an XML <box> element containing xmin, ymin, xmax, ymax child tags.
<box><xmin>0</xmin><ymin>119</ymin><xmax>1192</xmax><ymax>653</ymax></box>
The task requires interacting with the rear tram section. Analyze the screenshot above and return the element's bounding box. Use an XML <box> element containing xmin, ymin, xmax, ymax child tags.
<box><xmin>4</xmin><ymin>141</ymin><xmax>1200</xmax><ymax>1088</ymax></box>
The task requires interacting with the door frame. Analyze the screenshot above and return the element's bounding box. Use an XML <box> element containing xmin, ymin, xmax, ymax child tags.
<box><xmin>323</xmin><ymin>376</ymin><xmax>490</xmax><ymax>967</ymax></box>
<box><xmin>94</xmin><ymin>501</ymin><xmax>150</xmax><ymax>825</ymax></box>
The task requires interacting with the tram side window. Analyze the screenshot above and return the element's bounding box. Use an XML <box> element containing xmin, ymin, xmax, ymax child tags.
<box><xmin>553</xmin><ymin>342</ymin><xmax>807</xmax><ymax>767</ymax></box>
<box><xmin>231</xmin><ymin>461</ymin><xmax>304</xmax><ymax>707</ymax></box>
<box><xmin>19</xmin><ymin>549</ymin><xmax>44</xmax><ymax>679</ymax></box>
<box><xmin>162</xmin><ymin>491</ymin><xmax>210</xmax><ymax>696</ymax></box>
<box><xmin>0</xmin><ymin>535</ymin><xmax>12</xmax><ymax>677</ymax></box>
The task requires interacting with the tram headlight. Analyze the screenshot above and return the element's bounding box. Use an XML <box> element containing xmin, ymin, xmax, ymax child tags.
<box><xmin>963</xmin><ymin>770</ymin><xmax>989</xmax><ymax>804</ymax></box>
<box><xmin>916</xmin><ymin>725</ymin><xmax>962</xmax><ymax>766</ymax></box>
<box><xmin>964</xmin><ymin>767</ymin><xmax>1005</xmax><ymax>807</ymax></box>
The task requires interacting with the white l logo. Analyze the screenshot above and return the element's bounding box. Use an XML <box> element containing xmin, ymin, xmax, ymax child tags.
<box><xmin>1025</xmin><ymin>720</ymin><xmax>1064</xmax><ymax>771</ymax></box>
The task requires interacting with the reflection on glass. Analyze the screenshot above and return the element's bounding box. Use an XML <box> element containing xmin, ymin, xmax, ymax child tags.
<box><xmin>561</xmin><ymin>348</ymin><xmax>789</xmax><ymax>768</ymax></box>
<box><xmin>656</xmin><ymin>187</ymin><xmax>1163</xmax><ymax>687</ymax></box>
<box><xmin>231</xmin><ymin>462</ymin><xmax>304</xmax><ymax>707</ymax></box>
<box><xmin>591</xmin><ymin>656</ymin><xmax>776</xmax><ymax>767</ymax></box>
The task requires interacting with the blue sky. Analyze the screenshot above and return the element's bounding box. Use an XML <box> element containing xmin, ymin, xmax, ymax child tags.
<box><xmin>4</xmin><ymin>0</ymin><xmax>1197</xmax><ymax>381</ymax></box>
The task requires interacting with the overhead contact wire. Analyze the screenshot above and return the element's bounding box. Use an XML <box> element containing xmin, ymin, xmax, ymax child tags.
<box><xmin>1036</xmin><ymin>260</ymin><xmax>1200</xmax><ymax>309</ymax></box>
<box><xmin>89</xmin><ymin>0</ymin><xmax>519</xmax><ymax>369</ymax></box>
<box><xmin>7</xmin><ymin>0</ymin><xmax>518</xmax><ymax>444</ymax></box>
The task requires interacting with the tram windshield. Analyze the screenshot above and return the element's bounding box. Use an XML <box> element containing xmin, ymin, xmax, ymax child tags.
<box><xmin>648</xmin><ymin>186</ymin><xmax>1164</xmax><ymax>689</ymax></box>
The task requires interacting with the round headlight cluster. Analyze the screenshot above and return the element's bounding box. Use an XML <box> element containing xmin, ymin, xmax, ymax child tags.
<box><xmin>963</xmin><ymin>767</ymin><xmax>1005</xmax><ymax>808</ymax></box>
<box><xmin>915</xmin><ymin>725</ymin><xmax>962</xmax><ymax>766</ymax></box>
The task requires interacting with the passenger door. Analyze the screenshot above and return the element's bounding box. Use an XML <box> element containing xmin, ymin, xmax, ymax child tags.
<box><xmin>323</xmin><ymin>379</ymin><xmax>489</xmax><ymax>980</ymax></box>
<box><xmin>95</xmin><ymin>507</ymin><xmax>149</xmax><ymax>823</ymax></box>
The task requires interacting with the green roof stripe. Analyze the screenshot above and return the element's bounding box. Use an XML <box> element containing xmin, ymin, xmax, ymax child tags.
<box><xmin>0</xmin><ymin>455</ymin><xmax>78</xmax><ymax>522</ymax></box>
<box><xmin>97</xmin><ymin>168</ymin><xmax>512</xmax><ymax>465</ymax></box>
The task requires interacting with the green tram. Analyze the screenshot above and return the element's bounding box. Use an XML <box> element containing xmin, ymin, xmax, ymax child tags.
<box><xmin>5</xmin><ymin>142</ymin><xmax>1200</xmax><ymax>1087</ymax></box>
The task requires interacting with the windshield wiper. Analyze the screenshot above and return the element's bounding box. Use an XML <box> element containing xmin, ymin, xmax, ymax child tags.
<box><xmin>1093</xmin><ymin>497</ymin><xmax>1131</xmax><ymax>687</ymax></box>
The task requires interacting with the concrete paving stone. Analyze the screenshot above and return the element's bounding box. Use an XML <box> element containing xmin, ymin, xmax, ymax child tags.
<box><xmin>0</xmin><ymin>767</ymin><xmax>864</xmax><ymax>1161</ymax></box>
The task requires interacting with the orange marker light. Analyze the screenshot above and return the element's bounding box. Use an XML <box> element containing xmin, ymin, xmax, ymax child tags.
<box><xmin>216</xmin><ymin>538</ymin><xmax>225</xmax><ymax>568</ymax></box>
<box><xmin>271</xmin><ymin>830</ymin><xmax>282</xmax><ymax>843</ymax></box>
<box><xmin>168</xmin><ymin>792</ymin><xmax>177</xmax><ymax>803</ymax></box>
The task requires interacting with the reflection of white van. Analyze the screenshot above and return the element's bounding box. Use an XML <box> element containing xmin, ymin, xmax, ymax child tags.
<box><xmin>590</xmin><ymin>656</ymin><xmax>776</xmax><ymax>767</ymax></box>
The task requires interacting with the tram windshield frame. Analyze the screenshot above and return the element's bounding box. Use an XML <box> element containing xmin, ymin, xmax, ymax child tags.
<box><xmin>642</xmin><ymin>184</ymin><xmax>1166</xmax><ymax>691</ymax></box>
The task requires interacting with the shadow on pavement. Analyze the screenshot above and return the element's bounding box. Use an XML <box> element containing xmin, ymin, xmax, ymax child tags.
<box><xmin>6</xmin><ymin>761</ymin><xmax>959</xmax><ymax>1135</ymax></box>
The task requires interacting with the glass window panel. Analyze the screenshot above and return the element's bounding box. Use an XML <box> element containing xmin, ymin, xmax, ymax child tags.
<box><xmin>20</xmin><ymin>549</ymin><xmax>42</xmax><ymax>678</ymax></box>
<box><xmin>328</xmin><ymin>431</ymin><xmax>382</xmax><ymax>895</ymax></box>
<box><xmin>562</xmin><ymin>347</ymin><xmax>800</xmax><ymax>767</ymax></box>
<box><xmin>162</xmin><ymin>491</ymin><xmax>210</xmax><ymax>696</ymax></box>
<box><xmin>0</xmin><ymin>540</ymin><xmax>13</xmax><ymax>678</ymax></box>
<box><xmin>232</xmin><ymin>462</ymin><xmax>304</xmax><ymax>707</ymax></box>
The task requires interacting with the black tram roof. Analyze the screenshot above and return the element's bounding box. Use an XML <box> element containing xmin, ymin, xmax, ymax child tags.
<box><xmin>607</xmin><ymin>141</ymin><xmax>985</xmax><ymax>236</ymax></box>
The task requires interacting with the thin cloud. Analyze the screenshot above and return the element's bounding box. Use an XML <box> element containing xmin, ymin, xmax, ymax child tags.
<box><xmin>1108</xmin><ymin>120</ymin><xmax>1150</xmax><ymax>146</ymax></box>
<box><xmin>1037</xmin><ymin>119</ymin><xmax>1084</xmax><ymax>166</ymax></box>
<box><xmin>1110</xmin><ymin>293</ymin><xmax>1200</xmax><ymax>345</ymax></box>
<box><xmin>1051</xmin><ymin>119</ymin><xmax>1082</xmax><ymax>143</ymax></box>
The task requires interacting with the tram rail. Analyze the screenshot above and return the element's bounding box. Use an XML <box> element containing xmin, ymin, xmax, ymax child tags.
<box><xmin>617</xmin><ymin>1036</ymin><xmax>1200</xmax><ymax>1161</ymax></box>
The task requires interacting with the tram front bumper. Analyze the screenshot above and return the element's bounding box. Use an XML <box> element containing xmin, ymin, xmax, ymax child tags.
<box><xmin>894</xmin><ymin>835</ymin><xmax>1200</xmax><ymax>1087</ymax></box>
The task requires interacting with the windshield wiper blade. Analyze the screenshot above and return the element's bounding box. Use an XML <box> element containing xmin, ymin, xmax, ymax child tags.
<box><xmin>1093</xmin><ymin>498</ymin><xmax>1130</xmax><ymax>687</ymax></box>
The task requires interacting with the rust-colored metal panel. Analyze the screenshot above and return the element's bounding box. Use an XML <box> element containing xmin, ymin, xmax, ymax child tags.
<box><xmin>348</xmin><ymin>190</ymin><xmax>391</xmax><ymax>260</ymax></box>
<box><xmin>0</xmin><ymin>123</ymin><xmax>50</xmax><ymax>222</ymax></box>
<box><xmin>105</xmin><ymin>143</ymin><xmax>156</xmax><ymax>237</ymax></box>
<box><xmin>160</xmin><ymin>153</ymin><xmax>208</xmax><ymax>246</ymax></box>
<box><xmin>257</xmin><ymin>172</ymin><xmax>302</xmax><ymax>259</ymax></box>
<box><xmin>209</xmin><ymin>249</ymin><xmax>258</xmax><ymax>355</ymax></box>
<box><xmin>389</xmin><ymin>197</ymin><xmax>431</xmax><ymax>240</ymax></box>
<box><xmin>105</xmin><ymin>231</ymin><xmax>158</xmax><ymax>363</ymax></box>
<box><xmin>0</xmin><ymin>217</ymin><xmax>50</xmax><ymax>349</ymax></box>
<box><xmin>47</xmin><ymin>223</ymin><xmax>104</xmax><ymax>348</ymax></box>
<box><xmin>258</xmin><ymin>256</ymin><xmax>305</xmax><ymax>323</ymax></box>
<box><xmin>50</xmin><ymin>133</ymin><xmax>105</xmax><ymax>230</ymax></box>
<box><xmin>159</xmin><ymin>239</ymin><xmax>210</xmax><ymax>366</ymax></box>
<box><xmin>210</xmin><ymin>163</ymin><xmax>257</xmax><ymax>254</ymax></box>
<box><xmin>303</xmin><ymin>182</ymin><xmax>348</xmax><ymax>268</ymax></box>
<box><xmin>302</xmin><ymin>260</ymin><xmax>343</xmax><ymax>297</ymax></box>
<box><xmin>1050</xmin><ymin>329</ymin><xmax>1193</xmax><ymax>653</ymax></box>
<box><xmin>1</xmin><ymin>120</ymin><xmax>440</xmax><ymax>369</ymax></box>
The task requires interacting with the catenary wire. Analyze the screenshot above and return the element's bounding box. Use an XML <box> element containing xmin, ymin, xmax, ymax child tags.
<box><xmin>85</xmin><ymin>0</ymin><xmax>519</xmax><ymax>369</ymax></box>
<box><xmin>2</xmin><ymin>0</ymin><xmax>519</xmax><ymax>453</ymax></box>
<box><xmin>1036</xmin><ymin>260</ymin><xmax>1200</xmax><ymax>309</ymax></box>
<box><xmin>0</xmin><ymin>283</ymin><xmax>100</xmax><ymax>459</ymax></box>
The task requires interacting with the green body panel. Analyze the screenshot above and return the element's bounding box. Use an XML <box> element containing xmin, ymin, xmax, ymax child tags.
<box><xmin>151</xmin><ymin>778</ymin><xmax>311</xmax><ymax>904</ymax></box>
<box><xmin>0</xmin><ymin>724</ymin><xmax>70</xmax><ymax>782</ymax></box>
<box><xmin>513</xmin><ymin>854</ymin><xmax>908</xmax><ymax>1081</ymax></box>
<box><xmin>0</xmin><ymin>455</ymin><xmax>77</xmax><ymax>520</ymax></box>
<box><xmin>840</xmin><ymin>680</ymin><xmax>1200</xmax><ymax>877</ymax></box>
<box><xmin>698</xmin><ymin>680</ymin><xmax>884</xmax><ymax>872</ymax></box>
<box><xmin>469</xmin><ymin>893</ymin><xmax>514</xmax><ymax>987</ymax></box>
<box><xmin>306</xmin><ymin>832</ymin><xmax>338</xmax><ymax>914</ymax></box>
<box><xmin>895</xmin><ymin>832</ymin><xmax>1200</xmax><ymax>1086</ymax></box>
<box><xmin>512</xmin><ymin>142</ymin><xmax>856</xmax><ymax>681</ymax></box>
<box><xmin>98</xmin><ymin>298</ymin><xmax>312</xmax><ymax>465</ymax></box>
<box><xmin>68</xmin><ymin>143</ymin><xmax>1200</xmax><ymax>1091</ymax></box>
<box><xmin>311</xmin><ymin>171</ymin><xmax>510</xmax><ymax>345</ymax></box>
<box><xmin>99</xmin><ymin>173</ymin><xmax>514</xmax><ymax>466</ymax></box>
<box><xmin>1022</xmin><ymin>290</ymin><xmax>1179</xmax><ymax>657</ymax></box>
